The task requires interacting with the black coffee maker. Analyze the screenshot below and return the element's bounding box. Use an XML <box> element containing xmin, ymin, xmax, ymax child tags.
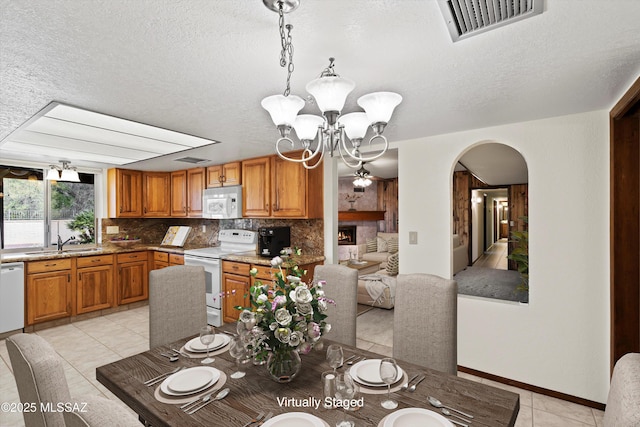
<box><xmin>258</xmin><ymin>226</ymin><xmax>291</xmax><ymax>258</ymax></box>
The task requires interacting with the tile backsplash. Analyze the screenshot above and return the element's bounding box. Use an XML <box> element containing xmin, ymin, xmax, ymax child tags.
<box><xmin>101</xmin><ymin>217</ymin><xmax>324</xmax><ymax>255</ymax></box>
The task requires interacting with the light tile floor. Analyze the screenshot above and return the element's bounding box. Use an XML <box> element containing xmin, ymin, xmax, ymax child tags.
<box><xmin>1</xmin><ymin>306</ymin><xmax>604</xmax><ymax>426</ymax></box>
<box><xmin>473</xmin><ymin>238</ymin><xmax>509</xmax><ymax>270</ymax></box>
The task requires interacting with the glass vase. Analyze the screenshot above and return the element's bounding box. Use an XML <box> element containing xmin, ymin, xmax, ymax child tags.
<box><xmin>266</xmin><ymin>349</ymin><xmax>301</xmax><ymax>383</ymax></box>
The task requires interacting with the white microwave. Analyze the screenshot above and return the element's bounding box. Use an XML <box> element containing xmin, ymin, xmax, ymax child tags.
<box><xmin>202</xmin><ymin>185</ymin><xmax>242</xmax><ymax>219</ymax></box>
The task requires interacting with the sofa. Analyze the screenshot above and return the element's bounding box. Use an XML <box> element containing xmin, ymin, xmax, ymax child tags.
<box><xmin>354</xmin><ymin>232</ymin><xmax>399</xmax><ymax>309</ymax></box>
<box><xmin>453</xmin><ymin>234</ymin><xmax>469</xmax><ymax>274</ymax></box>
<box><xmin>357</xmin><ymin>232</ymin><xmax>399</xmax><ymax>270</ymax></box>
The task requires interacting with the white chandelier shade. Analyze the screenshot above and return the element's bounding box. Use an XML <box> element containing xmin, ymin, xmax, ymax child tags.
<box><xmin>357</xmin><ymin>92</ymin><xmax>403</xmax><ymax>124</ymax></box>
<box><xmin>339</xmin><ymin>112</ymin><xmax>370</xmax><ymax>140</ymax></box>
<box><xmin>260</xmin><ymin>94</ymin><xmax>305</xmax><ymax>127</ymax></box>
<box><xmin>305</xmin><ymin>75</ymin><xmax>355</xmax><ymax>114</ymax></box>
<box><xmin>293</xmin><ymin>114</ymin><xmax>325</xmax><ymax>141</ymax></box>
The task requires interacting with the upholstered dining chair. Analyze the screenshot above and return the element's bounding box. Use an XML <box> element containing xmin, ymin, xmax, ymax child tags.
<box><xmin>6</xmin><ymin>333</ymin><xmax>138</xmax><ymax>427</ymax></box>
<box><xmin>149</xmin><ymin>265</ymin><xmax>207</xmax><ymax>348</ymax></box>
<box><xmin>393</xmin><ymin>273</ymin><xmax>458</xmax><ymax>375</ymax></box>
<box><xmin>603</xmin><ymin>352</ymin><xmax>640</xmax><ymax>426</ymax></box>
<box><xmin>314</xmin><ymin>264</ymin><xmax>359</xmax><ymax>346</ymax></box>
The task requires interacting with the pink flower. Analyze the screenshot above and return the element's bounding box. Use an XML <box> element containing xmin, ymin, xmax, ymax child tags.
<box><xmin>307</xmin><ymin>322</ymin><xmax>321</xmax><ymax>339</ymax></box>
<box><xmin>298</xmin><ymin>341</ymin><xmax>312</xmax><ymax>355</ymax></box>
<box><xmin>271</xmin><ymin>295</ymin><xmax>286</xmax><ymax>311</ymax></box>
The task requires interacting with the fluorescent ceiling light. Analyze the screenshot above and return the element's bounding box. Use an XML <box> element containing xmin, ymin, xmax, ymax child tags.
<box><xmin>0</xmin><ymin>102</ymin><xmax>220</xmax><ymax>166</ymax></box>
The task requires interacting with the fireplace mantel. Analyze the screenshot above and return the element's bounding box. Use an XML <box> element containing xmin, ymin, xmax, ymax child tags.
<box><xmin>338</xmin><ymin>210</ymin><xmax>386</xmax><ymax>221</ymax></box>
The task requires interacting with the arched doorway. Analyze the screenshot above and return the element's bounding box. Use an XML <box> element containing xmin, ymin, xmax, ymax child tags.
<box><xmin>452</xmin><ymin>142</ymin><xmax>529</xmax><ymax>302</ymax></box>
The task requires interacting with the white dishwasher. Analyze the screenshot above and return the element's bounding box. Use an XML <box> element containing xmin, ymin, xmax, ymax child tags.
<box><xmin>1</xmin><ymin>262</ymin><xmax>25</xmax><ymax>334</ymax></box>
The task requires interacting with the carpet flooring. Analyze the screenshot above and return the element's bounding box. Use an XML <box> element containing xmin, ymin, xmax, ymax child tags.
<box><xmin>454</xmin><ymin>266</ymin><xmax>529</xmax><ymax>303</ymax></box>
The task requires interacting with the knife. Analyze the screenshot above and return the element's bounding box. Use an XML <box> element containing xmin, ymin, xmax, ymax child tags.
<box><xmin>401</xmin><ymin>374</ymin><xmax>420</xmax><ymax>391</ymax></box>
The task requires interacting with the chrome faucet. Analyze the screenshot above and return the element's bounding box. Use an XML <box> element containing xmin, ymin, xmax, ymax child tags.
<box><xmin>57</xmin><ymin>235</ymin><xmax>76</xmax><ymax>252</ymax></box>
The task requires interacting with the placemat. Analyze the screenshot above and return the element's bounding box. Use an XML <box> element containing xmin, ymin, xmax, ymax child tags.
<box><xmin>353</xmin><ymin>371</ymin><xmax>408</xmax><ymax>395</ymax></box>
<box><xmin>154</xmin><ymin>371</ymin><xmax>228</xmax><ymax>404</ymax></box>
<box><xmin>179</xmin><ymin>343</ymin><xmax>230</xmax><ymax>359</ymax></box>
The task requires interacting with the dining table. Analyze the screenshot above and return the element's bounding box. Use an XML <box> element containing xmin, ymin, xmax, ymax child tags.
<box><xmin>96</xmin><ymin>323</ymin><xmax>519</xmax><ymax>426</ymax></box>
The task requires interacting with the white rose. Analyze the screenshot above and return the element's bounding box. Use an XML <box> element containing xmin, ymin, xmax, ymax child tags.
<box><xmin>275</xmin><ymin>327</ymin><xmax>291</xmax><ymax>343</ymax></box>
<box><xmin>318</xmin><ymin>299</ymin><xmax>328</xmax><ymax>313</ymax></box>
<box><xmin>270</xmin><ymin>256</ymin><xmax>283</xmax><ymax>267</ymax></box>
<box><xmin>296</xmin><ymin>302</ymin><xmax>313</xmax><ymax>316</ymax></box>
<box><xmin>275</xmin><ymin>307</ymin><xmax>292</xmax><ymax>326</ymax></box>
<box><xmin>316</xmin><ymin>289</ymin><xmax>325</xmax><ymax>297</ymax></box>
<box><xmin>289</xmin><ymin>330</ymin><xmax>303</xmax><ymax>347</ymax></box>
<box><xmin>294</xmin><ymin>286</ymin><xmax>313</xmax><ymax>304</ymax></box>
<box><xmin>323</xmin><ymin>323</ymin><xmax>332</xmax><ymax>333</ymax></box>
<box><xmin>256</xmin><ymin>294</ymin><xmax>268</xmax><ymax>304</ymax></box>
<box><xmin>239</xmin><ymin>310</ymin><xmax>255</xmax><ymax>323</ymax></box>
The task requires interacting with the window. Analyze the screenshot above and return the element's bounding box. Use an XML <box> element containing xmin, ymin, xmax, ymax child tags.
<box><xmin>1</xmin><ymin>165</ymin><xmax>96</xmax><ymax>251</ymax></box>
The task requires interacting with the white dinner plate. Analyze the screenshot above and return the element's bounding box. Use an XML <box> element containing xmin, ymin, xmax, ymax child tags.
<box><xmin>261</xmin><ymin>412</ymin><xmax>325</xmax><ymax>427</ymax></box>
<box><xmin>350</xmin><ymin>359</ymin><xmax>403</xmax><ymax>387</ymax></box>
<box><xmin>383</xmin><ymin>408</ymin><xmax>453</xmax><ymax>427</ymax></box>
<box><xmin>160</xmin><ymin>367</ymin><xmax>220</xmax><ymax>396</ymax></box>
<box><xmin>185</xmin><ymin>334</ymin><xmax>230</xmax><ymax>352</ymax></box>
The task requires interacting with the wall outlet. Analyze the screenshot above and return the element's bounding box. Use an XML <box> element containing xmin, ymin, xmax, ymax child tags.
<box><xmin>106</xmin><ymin>226</ymin><xmax>119</xmax><ymax>234</ymax></box>
<box><xmin>201</xmin><ymin>224</ymin><xmax>206</xmax><ymax>233</ymax></box>
<box><xmin>409</xmin><ymin>231</ymin><xmax>418</xmax><ymax>245</ymax></box>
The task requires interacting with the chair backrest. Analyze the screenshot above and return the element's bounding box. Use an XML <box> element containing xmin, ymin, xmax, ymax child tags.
<box><xmin>64</xmin><ymin>395</ymin><xmax>140</xmax><ymax>427</ymax></box>
<box><xmin>6</xmin><ymin>333</ymin><xmax>71</xmax><ymax>427</ymax></box>
<box><xmin>314</xmin><ymin>264</ymin><xmax>358</xmax><ymax>346</ymax></box>
<box><xmin>149</xmin><ymin>265</ymin><xmax>207</xmax><ymax>348</ymax></box>
<box><xmin>393</xmin><ymin>273</ymin><xmax>458</xmax><ymax>375</ymax></box>
<box><xmin>604</xmin><ymin>353</ymin><xmax>640</xmax><ymax>426</ymax></box>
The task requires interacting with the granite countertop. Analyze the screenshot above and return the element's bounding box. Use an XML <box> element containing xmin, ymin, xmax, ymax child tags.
<box><xmin>221</xmin><ymin>251</ymin><xmax>324</xmax><ymax>266</ymax></box>
<box><xmin>0</xmin><ymin>243</ymin><xmax>195</xmax><ymax>263</ymax></box>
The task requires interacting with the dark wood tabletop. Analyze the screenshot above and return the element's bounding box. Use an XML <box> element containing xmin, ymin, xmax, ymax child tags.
<box><xmin>96</xmin><ymin>324</ymin><xmax>519</xmax><ymax>426</ymax></box>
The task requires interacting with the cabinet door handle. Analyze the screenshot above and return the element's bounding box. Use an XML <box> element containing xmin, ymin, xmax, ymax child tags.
<box><xmin>68</xmin><ymin>274</ymin><xmax>71</xmax><ymax>282</ymax></box>
<box><xmin>120</xmin><ymin>206</ymin><xmax>123</xmax><ymax>213</ymax></box>
<box><xmin>144</xmin><ymin>207</ymin><xmax>147</xmax><ymax>214</ymax></box>
<box><xmin>45</xmin><ymin>263</ymin><xmax>57</xmax><ymax>267</ymax></box>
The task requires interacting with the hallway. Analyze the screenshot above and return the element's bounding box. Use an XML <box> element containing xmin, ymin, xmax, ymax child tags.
<box><xmin>473</xmin><ymin>238</ymin><xmax>508</xmax><ymax>270</ymax></box>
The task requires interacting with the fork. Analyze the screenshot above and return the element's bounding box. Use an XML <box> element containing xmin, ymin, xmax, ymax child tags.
<box><xmin>347</xmin><ymin>356</ymin><xmax>362</xmax><ymax>365</ymax></box>
<box><xmin>241</xmin><ymin>411</ymin><xmax>265</xmax><ymax>427</ymax></box>
<box><xmin>401</xmin><ymin>374</ymin><xmax>420</xmax><ymax>391</ymax></box>
<box><xmin>171</xmin><ymin>348</ymin><xmax>192</xmax><ymax>358</ymax></box>
<box><xmin>180</xmin><ymin>392</ymin><xmax>213</xmax><ymax>410</ymax></box>
<box><xmin>143</xmin><ymin>366</ymin><xmax>182</xmax><ymax>386</ymax></box>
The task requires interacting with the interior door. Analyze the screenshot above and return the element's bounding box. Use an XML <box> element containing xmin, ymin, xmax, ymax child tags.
<box><xmin>610</xmin><ymin>76</ymin><xmax>640</xmax><ymax>371</ymax></box>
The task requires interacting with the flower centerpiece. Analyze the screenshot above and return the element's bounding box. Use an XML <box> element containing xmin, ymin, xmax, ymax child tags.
<box><xmin>236</xmin><ymin>248</ymin><xmax>332</xmax><ymax>383</ymax></box>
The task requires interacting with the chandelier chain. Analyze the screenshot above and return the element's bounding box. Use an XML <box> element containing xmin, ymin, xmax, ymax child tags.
<box><xmin>278</xmin><ymin>2</ymin><xmax>295</xmax><ymax>97</ymax></box>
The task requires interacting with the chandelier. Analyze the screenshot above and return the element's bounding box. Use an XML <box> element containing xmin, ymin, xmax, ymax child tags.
<box><xmin>45</xmin><ymin>160</ymin><xmax>80</xmax><ymax>182</ymax></box>
<box><xmin>353</xmin><ymin>164</ymin><xmax>373</xmax><ymax>188</ymax></box>
<box><xmin>260</xmin><ymin>0</ymin><xmax>402</xmax><ymax>170</ymax></box>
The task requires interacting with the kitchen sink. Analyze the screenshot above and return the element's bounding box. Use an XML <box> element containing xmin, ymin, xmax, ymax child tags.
<box><xmin>21</xmin><ymin>248</ymin><xmax>103</xmax><ymax>256</ymax></box>
<box><xmin>63</xmin><ymin>248</ymin><xmax>103</xmax><ymax>254</ymax></box>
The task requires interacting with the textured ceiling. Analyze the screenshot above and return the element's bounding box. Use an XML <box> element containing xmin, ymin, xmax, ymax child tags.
<box><xmin>1</xmin><ymin>0</ymin><xmax>639</xmax><ymax>177</ymax></box>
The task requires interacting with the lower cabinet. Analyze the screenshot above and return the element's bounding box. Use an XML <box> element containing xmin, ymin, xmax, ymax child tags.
<box><xmin>151</xmin><ymin>252</ymin><xmax>184</xmax><ymax>270</ymax></box>
<box><xmin>222</xmin><ymin>261</ymin><xmax>250</xmax><ymax>323</ymax></box>
<box><xmin>76</xmin><ymin>255</ymin><xmax>115</xmax><ymax>314</ymax></box>
<box><xmin>26</xmin><ymin>267</ymin><xmax>73</xmax><ymax>325</ymax></box>
<box><xmin>116</xmin><ymin>252</ymin><xmax>149</xmax><ymax>305</ymax></box>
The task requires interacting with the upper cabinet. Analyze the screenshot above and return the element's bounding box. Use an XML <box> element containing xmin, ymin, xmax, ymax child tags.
<box><xmin>206</xmin><ymin>162</ymin><xmax>241</xmax><ymax>188</ymax></box>
<box><xmin>142</xmin><ymin>172</ymin><xmax>171</xmax><ymax>217</ymax></box>
<box><xmin>108</xmin><ymin>169</ymin><xmax>142</xmax><ymax>218</ymax></box>
<box><xmin>242</xmin><ymin>154</ymin><xmax>323</xmax><ymax>219</ymax></box>
<box><xmin>171</xmin><ymin>168</ymin><xmax>205</xmax><ymax>217</ymax></box>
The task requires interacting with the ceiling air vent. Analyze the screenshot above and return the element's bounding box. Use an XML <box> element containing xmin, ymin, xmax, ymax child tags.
<box><xmin>174</xmin><ymin>156</ymin><xmax>209</xmax><ymax>164</ymax></box>
<box><xmin>438</xmin><ymin>0</ymin><xmax>544</xmax><ymax>42</ymax></box>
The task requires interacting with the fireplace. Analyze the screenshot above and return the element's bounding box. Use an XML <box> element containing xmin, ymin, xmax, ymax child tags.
<box><xmin>338</xmin><ymin>226</ymin><xmax>357</xmax><ymax>245</ymax></box>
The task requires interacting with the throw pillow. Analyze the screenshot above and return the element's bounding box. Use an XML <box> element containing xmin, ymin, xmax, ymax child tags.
<box><xmin>386</xmin><ymin>252</ymin><xmax>399</xmax><ymax>276</ymax></box>
<box><xmin>387</xmin><ymin>237</ymin><xmax>399</xmax><ymax>254</ymax></box>
<box><xmin>366</xmin><ymin>238</ymin><xmax>377</xmax><ymax>253</ymax></box>
<box><xmin>377</xmin><ymin>236</ymin><xmax>388</xmax><ymax>253</ymax></box>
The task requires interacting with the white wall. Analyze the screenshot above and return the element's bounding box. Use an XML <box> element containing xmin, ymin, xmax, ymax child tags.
<box><xmin>398</xmin><ymin>110</ymin><xmax>610</xmax><ymax>403</ymax></box>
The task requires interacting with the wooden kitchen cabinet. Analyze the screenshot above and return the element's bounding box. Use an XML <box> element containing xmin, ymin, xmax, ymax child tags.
<box><xmin>171</xmin><ymin>167</ymin><xmax>205</xmax><ymax>217</ymax></box>
<box><xmin>151</xmin><ymin>252</ymin><xmax>183</xmax><ymax>270</ymax></box>
<box><xmin>142</xmin><ymin>172</ymin><xmax>171</xmax><ymax>217</ymax></box>
<box><xmin>206</xmin><ymin>162</ymin><xmax>241</xmax><ymax>188</ymax></box>
<box><xmin>26</xmin><ymin>259</ymin><xmax>74</xmax><ymax>325</ymax></box>
<box><xmin>116</xmin><ymin>252</ymin><xmax>148</xmax><ymax>305</ymax></box>
<box><xmin>242</xmin><ymin>156</ymin><xmax>271</xmax><ymax>217</ymax></box>
<box><xmin>76</xmin><ymin>254</ymin><xmax>115</xmax><ymax>314</ymax></box>
<box><xmin>242</xmin><ymin>154</ymin><xmax>323</xmax><ymax>218</ymax></box>
<box><xmin>222</xmin><ymin>261</ymin><xmax>250</xmax><ymax>323</ymax></box>
<box><xmin>107</xmin><ymin>168</ymin><xmax>143</xmax><ymax>218</ymax></box>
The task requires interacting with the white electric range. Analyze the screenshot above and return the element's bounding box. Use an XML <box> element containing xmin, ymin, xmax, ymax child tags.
<box><xmin>183</xmin><ymin>229</ymin><xmax>257</xmax><ymax>326</ymax></box>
